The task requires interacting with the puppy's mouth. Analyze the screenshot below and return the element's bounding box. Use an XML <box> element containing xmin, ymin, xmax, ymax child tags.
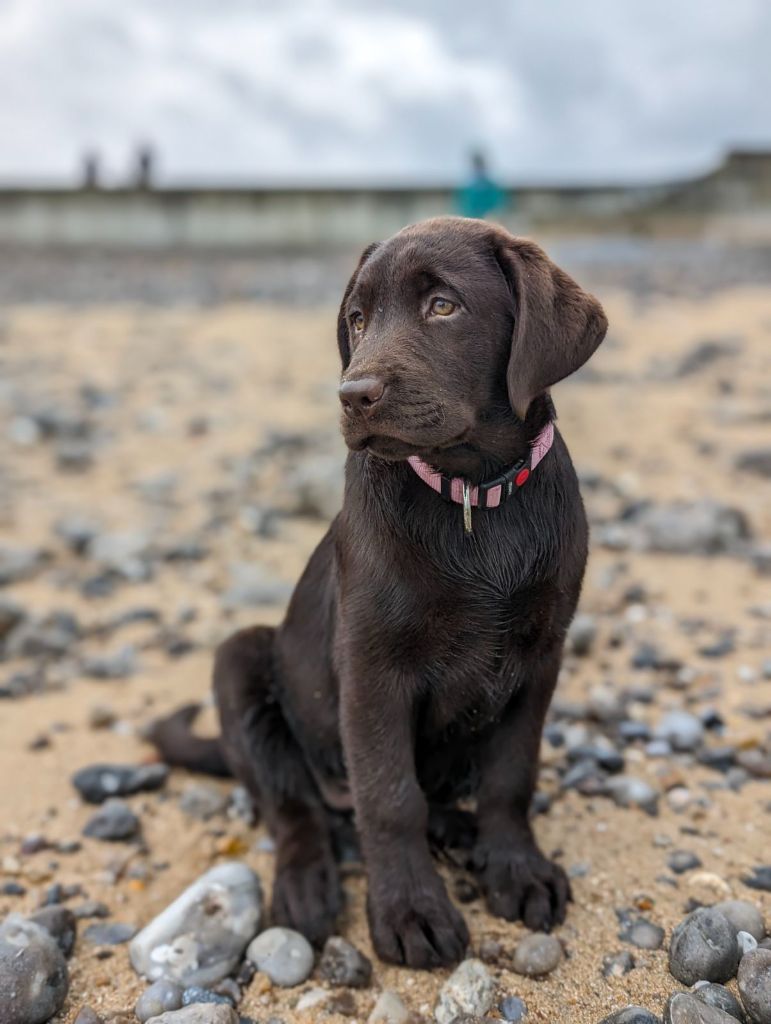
<box><xmin>349</xmin><ymin>431</ymin><xmax>470</xmax><ymax>462</ymax></box>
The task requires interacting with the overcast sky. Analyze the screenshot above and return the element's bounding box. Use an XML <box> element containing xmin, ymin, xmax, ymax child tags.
<box><xmin>1</xmin><ymin>0</ymin><xmax>768</xmax><ymax>186</ymax></box>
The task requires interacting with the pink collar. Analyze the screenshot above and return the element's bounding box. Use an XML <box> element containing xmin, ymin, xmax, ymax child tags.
<box><xmin>407</xmin><ymin>421</ymin><xmax>554</xmax><ymax>533</ymax></box>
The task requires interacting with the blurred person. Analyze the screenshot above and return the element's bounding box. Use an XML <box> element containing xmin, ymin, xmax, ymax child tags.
<box><xmin>455</xmin><ymin>149</ymin><xmax>507</xmax><ymax>220</ymax></box>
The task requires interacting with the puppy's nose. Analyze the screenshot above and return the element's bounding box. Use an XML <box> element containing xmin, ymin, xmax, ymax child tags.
<box><xmin>338</xmin><ymin>377</ymin><xmax>385</xmax><ymax>417</ymax></box>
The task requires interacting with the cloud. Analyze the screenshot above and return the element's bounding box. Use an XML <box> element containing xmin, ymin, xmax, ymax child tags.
<box><xmin>0</xmin><ymin>0</ymin><xmax>767</xmax><ymax>184</ymax></box>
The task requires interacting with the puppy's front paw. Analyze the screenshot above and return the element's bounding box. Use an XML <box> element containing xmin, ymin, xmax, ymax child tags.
<box><xmin>473</xmin><ymin>841</ymin><xmax>571</xmax><ymax>932</ymax></box>
<box><xmin>271</xmin><ymin>853</ymin><xmax>341</xmax><ymax>947</ymax></box>
<box><xmin>368</xmin><ymin>875</ymin><xmax>469</xmax><ymax>969</ymax></box>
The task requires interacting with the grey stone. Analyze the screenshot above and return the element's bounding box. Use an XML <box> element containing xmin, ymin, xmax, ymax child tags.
<box><xmin>669</xmin><ymin>908</ymin><xmax>739</xmax><ymax>986</ymax></box>
<box><xmin>129</xmin><ymin>862</ymin><xmax>262</xmax><ymax>988</ymax></box>
<box><xmin>0</xmin><ymin>913</ymin><xmax>69</xmax><ymax>1024</ymax></box>
<box><xmin>136</xmin><ymin>979</ymin><xmax>185</xmax><ymax>1022</ymax></box>
<box><xmin>54</xmin><ymin>514</ymin><xmax>102</xmax><ymax>554</ymax></box>
<box><xmin>737</xmin><ymin>947</ymin><xmax>771</xmax><ymax>1024</ymax></box>
<box><xmin>620</xmin><ymin>917</ymin><xmax>665</xmax><ymax>950</ymax></box>
<box><xmin>742</xmin><ymin>867</ymin><xmax>771</xmax><ymax>893</ymax></box>
<box><xmin>668</xmin><ymin>851</ymin><xmax>703</xmax><ymax>874</ymax></box>
<box><xmin>434</xmin><ymin>958</ymin><xmax>496</xmax><ymax>1024</ymax></box>
<box><xmin>367</xmin><ymin>990</ymin><xmax>410</xmax><ymax>1024</ymax></box>
<box><xmin>82</xmin><ymin>798</ymin><xmax>140</xmax><ymax>841</ymax></box>
<box><xmin>602</xmin><ymin>950</ymin><xmax>636</xmax><ymax>977</ymax></box>
<box><xmin>693</xmin><ymin>983</ymin><xmax>746</xmax><ymax>1021</ymax></box>
<box><xmin>73</xmin><ymin>1007</ymin><xmax>104</xmax><ymax>1024</ymax></box>
<box><xmin>655</xmin><ymin>711</ymin><xmax>705</xmax><ymax>752</ymax></box>
<box><xmin>713</xmin><ymin>901</ymin><xmax>766</xmax><ymax>942</ymax></box>
<box><xmin>613</xmin><ymin>501</ymin><xmax>751</xmax><ymax>555</ymax></box>
<box><xmin>318</xmin><ymin>935</ymin><xmax>372</xmax><ymax>987</ymax></box>
<box><xmin>0</xmin><ymin>545</ymin><xmax>47</xmax><ymax>586</ymax></box>
<box><xmin>0</xmin><ymin>596</ymin><xmax>26</xmax><ymax>641</ymax></box>
<box><xmin>665</xmin><ymin>992</ymin><xmax>741</xmax><ymax>1023</ymax></box>
<box><xmin>735</xmin><ymin>449</ymin><xmax>771</xmax><ymax>479</ymax></box>
<box><xmin>81</xmin><ymin>645</ymin><xmax>138</xmax><ymax>680</ymax></box>
<box><xmin>286</xmin><ymin>454</ymin><xmax>344</xmax><ymax>521</ymax></box>
<box><xmin>512</xmin><ymin>932</ymin><xmax>563</xmax><ymax>976</ymax></box>
<box><xmin>83</xmin><ymin>921</ymin><xmax>137</xmax><ymax>945</ymax></box>
<box><xmin>145</xmin><ymin>1007</ymin><xmax>238</xmax><ymax>1024</ymax></box>
<box><xmin>88</xmin><ymin>530</ymin><xmax>154</xmax><ymax>581</ymax></box>
<box><xmin>72</xmin><ymin>762</ymin><xmax>169</xmax><ymax>803</ymax></box>
<box><xmin>221</xmin><ymin>564</ymin><xmax>292</xmax><ymax>609</ymax></box>
<box><xmin>181</xmin><ymin>988</ymin><xmax>233</xmax><ymax>1006</ymax></box>
<box><xmin>499</xmin><ymin>995</ymin><xmax>528</xmax><ymax>1021</ymax></box>
<box><xmin>28</xmin><ymin>905</ymin><xmax>77</xmax><ymax>957</ymax></box>
<box><xmin>566</xmin><ymin>614</ymin><xmax>597</xmax><ymax>656</ymax></box>
<box><xmin>5</xmin><ymin>610</ymin><xmax>79</xmax><ymax>658</ymax></box>
<box><xmin>604</xmin><ymin>775</ymin><xmax>660</xmax><ymax>813</ymax></box>
<box><xmin>179</xmin><ymin>784</ymin><xmax>230</xmax><ymax>822</ymax></box>
<box><xmin>599</xmin><ymin>1010</ymin><xmax>660</xmax><ymax>1024</ymax></box>
<box><xmin>738</xmin><ymin>931</ymin><xmax>759</xmax><ymax>956</ymax></box>
<box><xmin>246</xmin><ymin>927</ymin><xmax>314</xmax><ymax>987</ymax></box>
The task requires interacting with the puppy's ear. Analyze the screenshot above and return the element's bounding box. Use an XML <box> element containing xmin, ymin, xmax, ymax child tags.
<box><xmin>494</xmin><ymin>236</ymin><xmax>607</xmax><ymax>419</ymax></box>
<box><xmin>337</xmin><ymin>242</ymin><xmax>380</xmax><ymax>369</ymax></box>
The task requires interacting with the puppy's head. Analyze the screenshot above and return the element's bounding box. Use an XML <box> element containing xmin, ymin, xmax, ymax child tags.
<box><xmin>337</xmin><ymin>217</ymin><xmax>607</xmax><ymax>462</ymax></box>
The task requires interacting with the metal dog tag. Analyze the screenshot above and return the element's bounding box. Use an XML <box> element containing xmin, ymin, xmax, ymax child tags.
<box><xmin>462</xmin><ymin>480</ymin><xmax>473</xmax><ymax>534</ymax></box>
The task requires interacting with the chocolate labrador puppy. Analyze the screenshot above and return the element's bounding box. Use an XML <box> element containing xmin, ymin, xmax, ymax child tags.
<box><xmin>151</xmin><ymin>216</ymin><xmax>607</xmax><ymax>968</ymax></box>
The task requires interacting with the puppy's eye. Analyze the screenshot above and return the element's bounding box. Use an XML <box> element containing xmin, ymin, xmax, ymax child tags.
<box><xmin>429</xmin><ymin>297</ymin><xmax>456</xmax><ymax>317</ymax></box>
<box><xmin>351</xmin><ymin>312</ymin><xmax>365</xmax><ymax>333</ymax></box>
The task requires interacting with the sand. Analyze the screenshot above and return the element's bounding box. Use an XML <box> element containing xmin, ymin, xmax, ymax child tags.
<box><xmin>0</xmin><ymin>277</ymin><xmax>769</xmax><ymax>1023</ymax></box>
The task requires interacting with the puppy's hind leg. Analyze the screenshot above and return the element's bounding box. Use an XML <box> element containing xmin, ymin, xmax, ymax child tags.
<box><xmin>214</xmin><ymin>625</ymin><xmax>341</xmax><ymax>946</ymax></box>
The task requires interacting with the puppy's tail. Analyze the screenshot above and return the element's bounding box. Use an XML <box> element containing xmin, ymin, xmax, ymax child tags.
<box><xmin>146</xmin><ymin>703</ymin><xmax>231</xmax><ymax>778</ymax></box>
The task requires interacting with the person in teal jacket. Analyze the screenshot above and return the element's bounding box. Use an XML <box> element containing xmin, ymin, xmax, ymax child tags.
<box><xmin>456</xmin><ymin>150</ymin><xmax>508</xmax><ymax>220</ymax></box>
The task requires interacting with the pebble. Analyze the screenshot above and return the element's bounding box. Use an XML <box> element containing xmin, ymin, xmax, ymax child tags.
<box><xmin>245</xmin><ymin>927</ymin><xmax>314</xmax><ymax>987</ymax></box>
<box><xmin>136</xmin><ymin>980</ymin><xmax>185</xmax><ymax>1022</ymax></box>
<box><xmin>0</xmin><ymin>544</ymin><xmax>47</xmax><ymax>586</ymax></box>
<box><xmin>616</xmin><ymin>500</ymin><xmax>750</xmax><ymax>555</ymax></box>
<box><xmin>221</xmin><ymin>564</ymin><xmax>292</xmax><ymax>609</ymax></box>
<box><xmin>567</xmin><ymin>614</ymin><xmax>598</xmax><ymax>656</ymax></box>
<box><xmin>742</xmin><ymin>867</ymin><xmax>771</xmax><ymax>893</ymax></box>
<box><xmin>81</xmin><ymin>645</ymin><xmax>138</xmax><ymax>680</ymax></box>
<box><xmin>665</xmin><ymin>992</ymin><xmax>741</xmax><ymax>1023</ymax></box>
<box><xmin>83</xmin><ymin>922</ymin><xmax>137</xmax><ymax>945</ymax></box>
<box><xmin>604</xmin><ymin>775</ymin><xmax>660</xmax><ymax>814</ymax></box>
<box><xmin>73</xmin><ymin>1008</ymin><xmax>104</xmax><ymax>1024</ymax></box>
<box><xmin>737</xmin><ymin>947</ymin><xmax>771</xmax><ymax>1024</ymax></box>
<box><xmin>655</xmin><ymin>711</ymin><xmax>705</xmax><ymax>752</ymax></box>
<box><xmin>599</xmin><ymin>1009</ymin><xmax>661</xmax><ymax>1024</ymax></box>
<box><xmin>129</xmin><ymin>862</ymin><xmax>263</xmax><ymax>987</ymax></box>
<box><xmin>82</xmin><ymin>798</ymin><xmax>140</xmax><ymax>841</ymax></box>
<box><xmin>181</xmin><ymin>987</ymin><xmax>233</xmax><ymax>1006</ymax></box>
<box><xmin>620</xmin><ymin>916</ymin><xmax>665</xmax><ymax>950</ymax></box>
<box><xmin>0</xmin><ymin>913</ymin><xmax>70</xmax><ymax>1024</ymax></box>
<box><xmin>713</xmin><ymin>900</ymin><xmax>766</xmax><ymax>941</ymax></box>
<box><xmin>179</xmin><ymin>783</ymin><xmax>230</xmax><ymax>821</ymax></box>
<box><xmin>693</xmin><ymin>982</ymin><xmax>747</xmax><ymax>1021</ymax></box>
<box><xmin>28</xmin><ymin>905</ymin><xmax>77</xmax><ymax>957</ymax></box>
<box><xmin>602</xmin><ymin>950</ymin><xmax>636</xmax><ymax>977</ymax></box>
<box><xmin>435</xmin><ymin>958</ymin><xmax>496</xmax><ymax>1024</ymax></box>
<box><xmin>144</xmin><ymin>1007</ymin><xmax>238</xmax><ymax>1024</ymax></box>
<box><xmin>512</xmin><ymin>932</ymin><xmax>563</xmax><ymax>976</ymax></box>
<box><xmin>669</xmin><ymin>907</ymin><xmax>739</xmax><ymax>985</ymax></box>
<box><xmin>668</xmin><ymin>851</ymin><xmax>703</xmax><ymax>875</ymax></box>
<box><xmin>286</xmin><ymin>454</ymin><xmax>344</xmax><ymax>521</ymax></box>
<box><xmin>72</xmin><ymin>762</ymin><xmax>169</xmax><ymax>804</ymax></box>
<box><xmin>367</xmin><ymin>989</ymin><xmax>410</xmax><ymax>1024</ymax></box>
<box><xmin>88</xmin><ymin>529</ymin><xmax>154</xmax><ymax>581</ymax></box>
<box><xmin>295</xmin><ymin>987</ymin><xmax>329</xmax><ymax>1012</ymax></box>
<box><xmin>738</xmin><ymin>931</ymin><xmax>759</xmax><ymax>956</ymax></box>
<box><xmin>317</xmin><ymin>934</ymin><xmax>372</xmax><ymax>987</ymax></box>
<box><xmin>499</xmin><ymin>995</ymin><xmax>528</xmax><ymax>1021</ymax></box>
